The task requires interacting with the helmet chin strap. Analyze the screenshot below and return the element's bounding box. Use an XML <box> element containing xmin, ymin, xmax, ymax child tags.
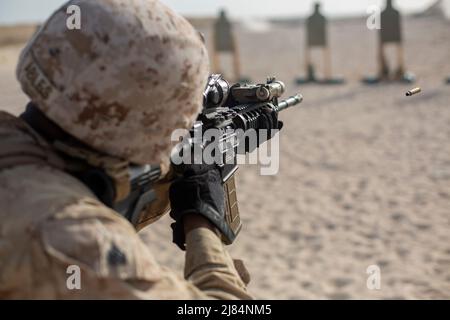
<box><xmin>20</xmin><ymin>102</ymin><xmax>129</xmax><ymax>199</ymax></box>
<box><xmin>20</xmin><ymin>102</ymin><xmax>74</xmax><ymax>145</ymax></box>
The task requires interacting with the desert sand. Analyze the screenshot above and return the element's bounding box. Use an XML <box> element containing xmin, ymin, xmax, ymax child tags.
<box><xmin>1</xmin><ymin>15</ymin><xmax>449</xmax><ymax>299</ymax></box>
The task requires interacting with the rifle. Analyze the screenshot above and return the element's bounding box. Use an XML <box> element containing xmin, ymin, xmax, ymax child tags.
<box><xmin>172</xmin><ymin>74</ymin><xmax>303</xmax><ymax>244</ymax></box>
<box><xmin>111</xmin><ymin>75</ymin><xmax>302</xmax><ymax>241</ymax></box>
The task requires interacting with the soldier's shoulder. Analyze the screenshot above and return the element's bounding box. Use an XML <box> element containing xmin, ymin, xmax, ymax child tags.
<box><xmin>0</xmin><ymin>110</ymin><xmax>24</xmax><ymax>126</ymax></box>
<box><xmin>0</xmin><ymin>108</ymin><xmax>127</xmax><ymax>232</ymax></box>
<box><xmin>0</xmin><ymin>164</ymin><xmax>100</xmax><ymax>228</ymax></box>
<box><xmin>0</xmin><ymin>173</ymin><xmax>161</xmax><ymax>298</ymax></box>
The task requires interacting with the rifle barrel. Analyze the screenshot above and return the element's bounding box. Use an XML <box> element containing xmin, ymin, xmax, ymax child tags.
<box><xmin>276</xmin><ymin>94</ymin><xmax>303</xmax><ymax>112</ymax></box>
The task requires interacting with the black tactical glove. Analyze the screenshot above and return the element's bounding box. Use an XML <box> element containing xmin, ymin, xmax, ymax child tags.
<box><xmin>169</xmin><ymin>164</ymin><xmax>235</xmax><ymax>250</ymax></box>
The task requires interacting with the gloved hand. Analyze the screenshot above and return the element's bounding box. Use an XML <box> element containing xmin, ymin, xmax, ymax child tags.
<box><xmin>169</xmin><ymin>164</ymin><xmax>235</xmax><ymax>250</ymax></box>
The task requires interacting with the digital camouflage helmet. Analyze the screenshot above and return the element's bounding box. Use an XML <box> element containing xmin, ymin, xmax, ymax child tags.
<box><xmin>17</xmin><ymin>0</ymin><xmax>210</xmax><ymax>167</ymax></box>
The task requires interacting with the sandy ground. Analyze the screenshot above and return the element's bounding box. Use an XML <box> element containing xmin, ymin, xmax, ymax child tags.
<box><xmin>1</xmin><ymin>16</ymin><xmax>449</xmax><ymax>299</ymax></box>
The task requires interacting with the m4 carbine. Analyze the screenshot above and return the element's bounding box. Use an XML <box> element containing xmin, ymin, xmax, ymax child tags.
<box><xmin>173</xmin><ymin>74</ymin><xmax>303</xmax><ymax>244</ymax></box>
<box><xmin>109</xmin><ymin>75</ymin><xmax>302</xmax><ymax>240</ymax></box>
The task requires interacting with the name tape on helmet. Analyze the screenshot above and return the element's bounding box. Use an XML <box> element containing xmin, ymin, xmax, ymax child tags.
<box><xmin>23</xmin><ymin>51</ymin><xmax>56</xmax><ymax>101</ymax></box>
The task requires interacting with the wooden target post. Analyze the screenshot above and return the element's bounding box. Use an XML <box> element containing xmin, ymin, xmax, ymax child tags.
<box><xmin>305</xmin><ymin>3</ymin><xmax>330</xmax><ymax>80</ymax></box>
<box><xmin>298</xmin><ymin>3</ymin><xmax>343</xmax><ymax>85</ymax></box>
<box><xmin>379</xmin><ymin>0</ymin><xmax>406</xmax><ymax>80</ymax></box>
<box><xmin>364</xmin><ymin>0</ymin><xmax>414</xmax><ymax>84</ymax></box>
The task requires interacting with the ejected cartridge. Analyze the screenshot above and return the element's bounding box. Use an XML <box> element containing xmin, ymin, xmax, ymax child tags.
<box><xmin>406</xmin><ymin>87</ymin><xmax>421</xmax><ymax>97</ymax></box>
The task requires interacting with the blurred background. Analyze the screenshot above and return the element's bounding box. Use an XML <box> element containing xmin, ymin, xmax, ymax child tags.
<box><xmin>0</xmin><ymin>0</ymin><xmax>449</xmax><ymax>299</ymax></box>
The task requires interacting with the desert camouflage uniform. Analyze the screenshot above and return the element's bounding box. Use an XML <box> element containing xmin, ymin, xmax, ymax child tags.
<box><xmin>0</xmin><ymin>0</ymin><xmax>252</xmax><ymax>299</ymax></box>
<box><xmin>0</xmin><ymin>111</ymin><xmax>251</xmax><ymax>300</ymax></box>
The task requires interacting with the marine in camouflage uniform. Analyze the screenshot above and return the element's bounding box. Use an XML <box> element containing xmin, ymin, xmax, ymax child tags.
<box><xmin>0</xmin><ymin>0</ymin><xmax>252</xmax><ymax>299</ymax></box>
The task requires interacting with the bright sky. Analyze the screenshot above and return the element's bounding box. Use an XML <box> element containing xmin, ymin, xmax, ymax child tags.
<box><xmin>0</xmin><ymin>0</ymin><xmax>439</xmax><ymax>25</ymax></box>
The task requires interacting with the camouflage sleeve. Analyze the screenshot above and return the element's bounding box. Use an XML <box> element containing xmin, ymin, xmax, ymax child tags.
<box><xmin>184</xmin><ymin>228</ymin><xmax>253</xmax><ymax>300</ymax></box>
<box><xmin>38</xmin><ymin>199</ymin><xmax>252</xmax><ymax>300</ymax></box>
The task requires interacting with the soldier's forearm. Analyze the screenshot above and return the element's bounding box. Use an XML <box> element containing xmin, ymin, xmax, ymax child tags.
<box><xmin>184</xmin><ymin>214</ymin><xmax>217</xmax><ymax>235</ymax></box>
<box><xmin>183</xmin><ymin>224</ymin><xmax>252</xmax><ymax>300</ymax></box>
